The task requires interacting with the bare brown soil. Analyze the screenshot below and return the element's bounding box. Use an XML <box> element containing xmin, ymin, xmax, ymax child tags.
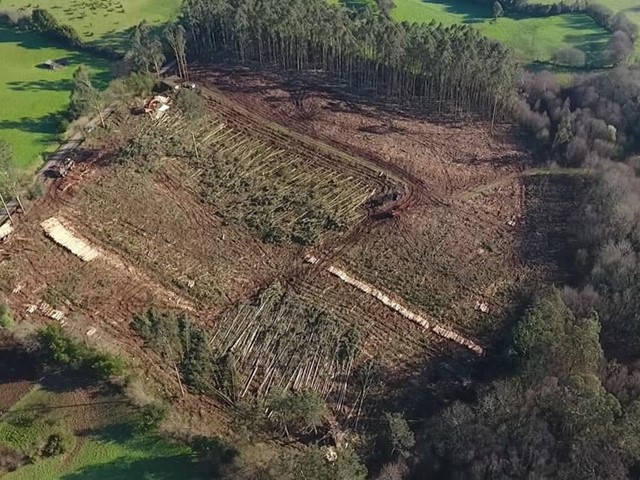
<box><xmin>192</xmin><ymin>66</ymin><xmax>540</xmax><ymax>339</ymax></box>
<box><xmin>194</xmin><ymin>67</ymin><xmax>530</xmax><ymax>200</ymax></box>
<box><xmin>0</xmin><ymin>65</ymin><xmax>563</xmax><ymax>424</ymax></box>
<box><xmin>0</xmin><ymin>381</ymin><xmax>33</xmax><ymax>412</ymax></box>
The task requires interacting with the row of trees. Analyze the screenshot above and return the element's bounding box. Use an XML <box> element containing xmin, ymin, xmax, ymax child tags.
<box><xmin>181</xmin><ymin>0</ymin><xmax>519</xmax><ymax>117</ymax></box>
<box><xmin>124</xmin><ymin>21</ymin><xmax>189</xmax><ymax>80</ymax></box>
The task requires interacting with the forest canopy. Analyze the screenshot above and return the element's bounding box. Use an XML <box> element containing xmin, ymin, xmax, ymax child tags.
<box><xmin>181</xmin><ymin>0</ymin><xmax>519</xmax><ymax>117</ymax></box>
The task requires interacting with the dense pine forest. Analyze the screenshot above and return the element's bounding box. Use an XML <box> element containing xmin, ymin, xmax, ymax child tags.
<box><xmin>182</xmin><ymin>0</ymin><xmax>518</xmax><ymax>117</ymax></box>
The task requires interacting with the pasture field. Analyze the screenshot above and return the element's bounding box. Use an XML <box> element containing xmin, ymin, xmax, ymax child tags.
<box><xmin>1</xmin><ymin>0</ymin><xmax>179</xmax><ymax>171</ymax></box>
<box><xmin>4</xmin><ymin>0</ymin><xmax>182</xmax><ymax>49</ymax></box>
<box><xmin>389</xmin><ymin>0</ymin><xmax>610</xmax><ymax>66</ymax></box>
<box><xmin>336</xmin><ymin>0</ymin><xmax>611</xmax><ymax>66</ymax></box>
<box><xmin>538</xmin><ymin>0</ymin><xmax>640</xmax><ymax>28</ymax></box>
<box><xmin>0</xmin><ymin>25</ymin><xmax>108</xmax><ymax>170</ymax></box>
<box><xmin>0</xmin><ymin>385</ymin><xmax>198</xmax><ymax>480</ymax></box>
<box><xmin>537</xmin><ymin>0</ymin><xmax>640</xmax><ymax>58</ymax></box>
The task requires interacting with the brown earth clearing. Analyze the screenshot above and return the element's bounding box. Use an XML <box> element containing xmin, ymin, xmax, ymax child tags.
<box><xmin>0</xmin><ymin>66</ymin><xmax>578</xmax><ymax>432</ymax></box>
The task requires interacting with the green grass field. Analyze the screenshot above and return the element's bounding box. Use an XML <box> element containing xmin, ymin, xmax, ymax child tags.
<box><xmin>389</xmin><ymin>0</ymin><xmax>611</xmax><ymax>66</ymax></box>
<box><xmin>536</xmin><ymin>0</ymin><xmax>640</xmax><ymax>58</ymax></box>
<box><xmin>0</xmin><ymin>25</ymin><xmax>109</xmax><ymax>170</ymax></box>
<box><xmin>537</xmin><ymin>0</ymin><xmax>640</xmax><ymax>26</ymax></box>
<box><xmin>0</xmin><ymin>385</ymin><xmax>200</xmax><ymax>480</ymax></box>
<box><xmin>5</xmin><ymin>0</ymin><xmax>182</xmax><ymax>50</ymax></box>
<box><xmin>1</xmin><ymin>0</ymin><xmax>180</xmax><ymax>171</ymax></box>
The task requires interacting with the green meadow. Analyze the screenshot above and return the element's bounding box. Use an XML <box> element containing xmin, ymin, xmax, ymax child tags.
<box><xmin>4</xmin><ymin>0</ymin><xmax>182</xmax><ymax>50</ymax></box>
<box><xmin>0</xmin><ymin>25</ymin><xmax>109</xmax><ymax>170</ymax></box>
<box><xmin>389</xmin><ymin>0</ymin><xmax>611</xmax><ymax>66</ymax></box>
<box><xmin>0</xmin><ymin>0</ymin><xmax>181</xmax><ymax>171</ymax></box>
<box><xmin>0</xmin><ymin>385</ymin><xmax>199</xmax><ymax>480</ymax></box>
<box><xmin>536</xmin><ymin>0</ymin><xmax>640</xmax><ymax>58</ymax></box>
<box><xmin>337</xmin><ymin>0</ymin><xmax>611</xmax><ymax>66</ymax></box>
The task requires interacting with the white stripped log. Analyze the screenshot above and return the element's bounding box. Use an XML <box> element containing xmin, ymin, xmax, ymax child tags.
<box><xmin>41</xmin><ymin>217</ymin><xmax>101</xmax><ymax>262</ymax></box>
<box><xmin>306</xmin><ymin>255</ymin><xmax>484</xmax><ymax>355</ymax></box>
<box><xmin>0</xmin><ymin>221</ymin><xmax>13</xmax><ymax>240</ymax></box>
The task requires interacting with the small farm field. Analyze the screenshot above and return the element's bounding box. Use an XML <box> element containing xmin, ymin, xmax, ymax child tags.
<box><xmin>4</xmin><ymin>0</ymin><xmax>182</xmax><ymax>50</ymax></box>
<box><xmin>0</xmin><ymin>25</ymin><xmax>108</xmax><ymax>170</ymax></box>
<box><xmin>389</xmin><ymin>0</ymin><xmax>610</xmax><ymax>66</ymax></box>
<box><xmin>0</xmin><ymin>382</ymin><xmax>198</xmax><ymax>480</ymax></box>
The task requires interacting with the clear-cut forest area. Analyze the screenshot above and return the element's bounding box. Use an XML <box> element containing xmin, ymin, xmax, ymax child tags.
<box><xmin>2</xmin><ymin>0</ymin><xmax>640</xmax><ymax>478</ymax></box>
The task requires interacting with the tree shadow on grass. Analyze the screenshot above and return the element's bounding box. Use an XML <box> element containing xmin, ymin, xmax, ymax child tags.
<box><xmin>81</xmin><ymin>421</ymin><xmax>136</xmax><ymax>443</ymax></box>
<box><xmin>91</xmin><ymin>23</ymin><xmax>164</xmax><ymax>53</ymax></box>
<box><xmin>418</xmin><ymin>0</ymin><xmax>491</xmax><ymax>24</ymax></box>
<box><xmin>0</xmin><ymin>343</ymin><xmax>40</xmax><ymax>384</ymax></box>
<box><xmin>559</xmin><ymin>13</ymin><xmax>611</xmax><ymax>66</ymax></box>
<box><xmin>60</xmin><ymin>455</ymin><xmax>201</xmax><ymax>480</ymax></box>
<box><xmin>88</xmin><ymin>25</ymin><xmax>135</xmax><ymax>52</ymax></box>
<box><xmin>0</xmin><ymin>24</ymin><xmax>111</xmax><ymax>87</ymax></box>
<box><xmin>0</xmin><ymin>24</ymin><xmax>53</xmax><ymax>50</ymax></box>
<box><xmin>6</xmin><ymin>78</ymin><xmax>74</xmax><ymax>92</ymax></box>
<box><xmin>0</xmin><ymin>111</ymin><xmax>65</xmax><ymax>138</ymax></box>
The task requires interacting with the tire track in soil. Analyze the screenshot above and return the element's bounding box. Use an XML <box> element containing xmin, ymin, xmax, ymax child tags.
<box><xmin>200</xmin><ymin>86</ymin><xmax>443</xmax><ymax>214</ymax></box>
<box><xmin>189</xmin><ymin>82</ymin><xmax>490</xmax><ymax>356</ymax></box>
<box><xmin>195</xmin><ymin>69</ymin><xmax>447</xmax><ymax>209</ymax></box>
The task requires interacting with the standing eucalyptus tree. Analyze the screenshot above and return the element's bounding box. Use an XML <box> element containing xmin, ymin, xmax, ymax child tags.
<box><xmin>181</xmin><ymin>0</ymin><xmax>519</xmax><ymax>117</ymax></box>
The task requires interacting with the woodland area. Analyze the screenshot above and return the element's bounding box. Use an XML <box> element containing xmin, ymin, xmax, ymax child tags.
<box><xmin>181</xmin><ymin>0</ymin><xmax>519</xmax><ymax>117</ymax></box>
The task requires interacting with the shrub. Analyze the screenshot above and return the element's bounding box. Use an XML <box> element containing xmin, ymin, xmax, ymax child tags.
<box><xmin>41</xmin><ymin>432</ymin><xmax>74</xmax><ymax>458</ymax></box>
<box><xmin>0</xmin><ymin>302</ymin><xmax>13</xmax><ymax>329</ymax></box>
<box><xmin>37</xmin><ymin>325</ymin><xmax>126</xmax><ymax>380</ymax></box>
<box><xmin>381</xmin><ymin>412</ymin><xmax>415</xmax><ymax>459</ymax></box>
<box><xmin>29</xmin><ymin>8</ymin><xmax>121</xmax><ymax>60</ymax></box>
<box><xmin>31</xmin><ymin>9</ymin><xmax>82</xmax><ymax>46</ymax></box>
<box><xmin>552</xmin><ymin>47</ymin><xmax>586</xmax><ymax>67</ymax></box>
<box><xmin>89</xmin><ymin>352</ymin><xmax>126</xmax><ymax>378</ymax></box>
<box><xmin>266</xmin><ymin>388</ymin><xmax>327</xmax><ymax>437</ymax></box>
<box><xmin>131</xmin><ymin>310</ymin><xmax>219</xmax><ymax>395</ymax></box>
<box><xmin>175</xmin><ymin>89</ymin><xmax>205</xmax><ymax>120</ymax></box>
<box><xmin>0</xmin><ymin>9</ymin><xmax>32</xmax><ymax>29</ymax></box>
<box><xmin>191</xmin><ymin>435</ymin><xmax>237</xmax><ymax>471</ymax></box>
<box><xmin>134</xmin><ymin>402</ymin><xmax>168</xmax><ymax>432</ymax></box>
<box><xmin>0</xmin><ymin>444</ymin><xmax>24</xmax><ymax>473</ymax></box>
